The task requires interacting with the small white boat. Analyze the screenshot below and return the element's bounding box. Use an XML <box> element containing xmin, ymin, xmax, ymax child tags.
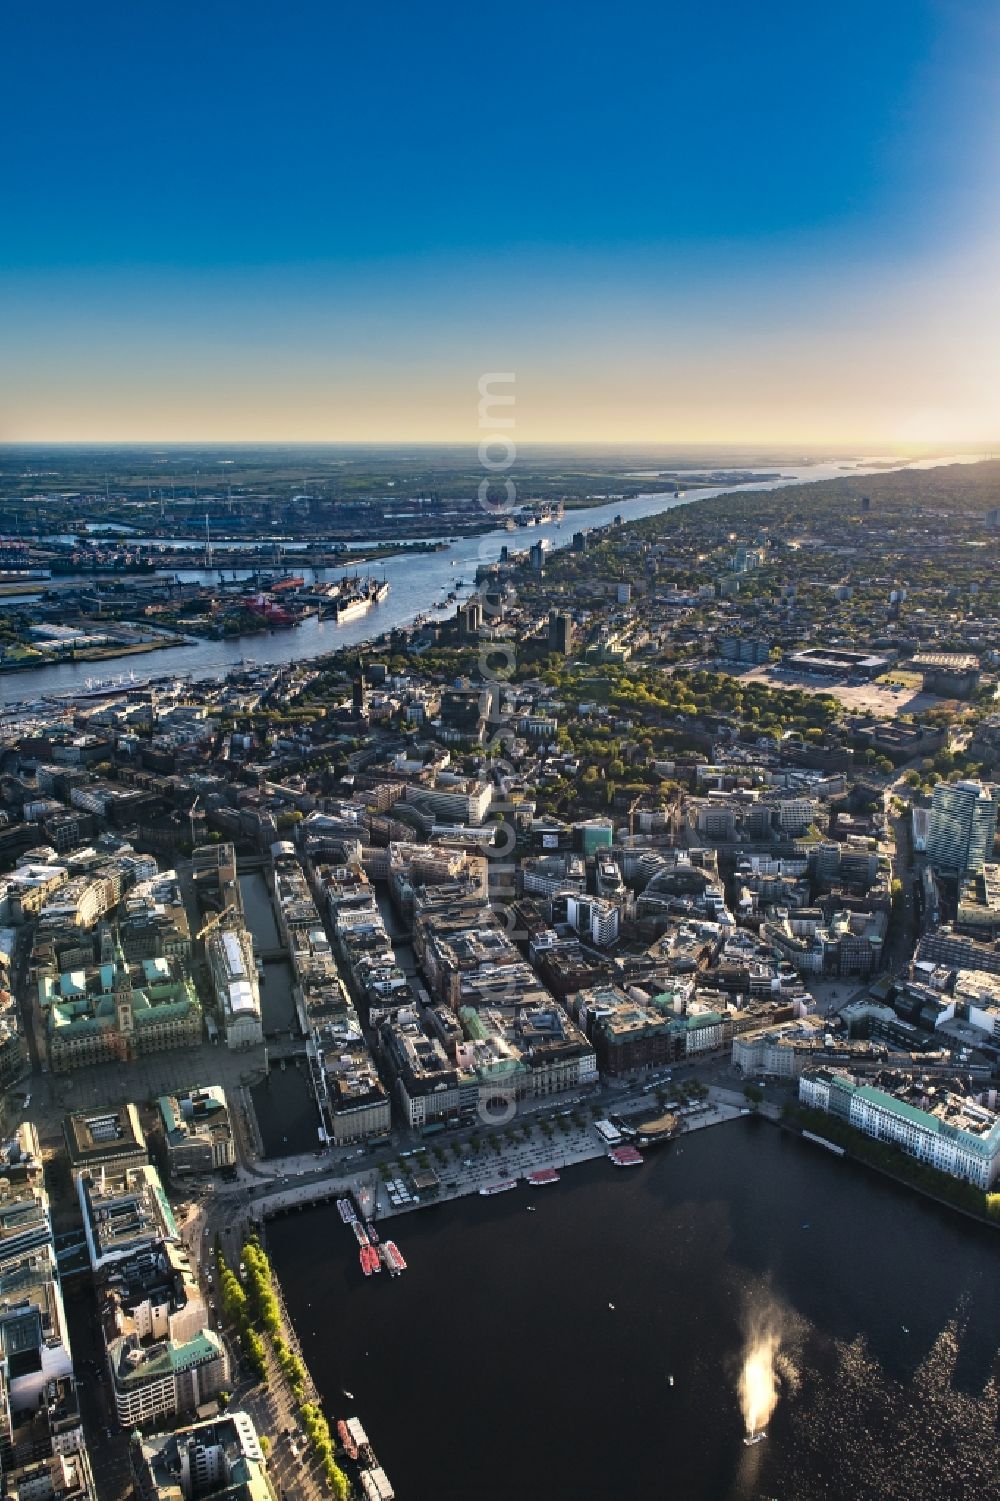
<box><xmin>743</xmin><ymin>1431</ymin><xmax>767</xmax><ymax>1448</ymax></box>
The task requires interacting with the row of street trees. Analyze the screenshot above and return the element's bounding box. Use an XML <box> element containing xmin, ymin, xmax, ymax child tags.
<box><xmin>217</xmin><ymin>1235</ymin><xmax>349</xmax><ymax>1499</ymax></box>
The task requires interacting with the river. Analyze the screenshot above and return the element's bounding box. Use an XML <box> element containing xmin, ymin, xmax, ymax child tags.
<box><xmin>267</xmin><ymin>1120</ymin><xmax>1000</xmax><ymax>1500</ymax></box>
<box><xmin>0</xmin><ymin>452</ymin><xmax>984</xmax><ymax>706</ymax></box>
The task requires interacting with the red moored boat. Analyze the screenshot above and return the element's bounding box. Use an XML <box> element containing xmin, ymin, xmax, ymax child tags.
<box><xmin>359</xmin><ymin>1246</ymin><xmax>372</xmax><ymax>1277</ymax></box>
<box><xmin>527</xmin><ymin>1169</ymin><xmax>560</xmax><ymax>1186</ymax></box>
<box><xmin>244</xmin><ymin>592</ymin><xmax>295</xmax><ymax>626</ymax></box>
<box><xmin>337</xmin><ymin>1420</ymin><xmax>359</xmax><ymax>1460</ymax></box>
<box><xmin>609</xmin><ymin>1145</ymin><xmax>644</xmax><ymax>1167</ymax></box>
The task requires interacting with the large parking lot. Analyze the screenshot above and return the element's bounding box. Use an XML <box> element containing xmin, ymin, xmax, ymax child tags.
<box><xmin>735</xmin><ymin>664</ymin><xmax>944</xmax><ymax>718</ymax></box>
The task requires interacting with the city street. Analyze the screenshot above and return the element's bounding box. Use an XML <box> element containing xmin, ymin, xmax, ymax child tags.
<box><xmin>63</xmin><ymin>1284</ymin><xmax>134</xmax><ymax>1501</ymax></box>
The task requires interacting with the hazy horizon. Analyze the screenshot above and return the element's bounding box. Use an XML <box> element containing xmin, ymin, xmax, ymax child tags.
<box><xmin>0</xmin><ymin>440</ymin><xmax>993</xmax><ymax>460</ymax></box>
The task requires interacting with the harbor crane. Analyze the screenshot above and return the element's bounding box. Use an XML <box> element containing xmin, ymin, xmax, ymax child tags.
<box><xmin>195</xmin><ymin>903</ymin><xmax>240</xmax><ymax>943</ymax></box>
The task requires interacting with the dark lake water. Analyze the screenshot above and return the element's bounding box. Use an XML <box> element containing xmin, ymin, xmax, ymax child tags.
<box><xmin>267</xmin><ymin>1121</ymin><xmax>1000</xmax><ymax>1500</ymax></box>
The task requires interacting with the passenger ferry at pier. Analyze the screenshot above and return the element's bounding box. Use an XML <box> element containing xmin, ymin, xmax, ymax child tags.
<box><xmin>337</xmin><ymin>1420</ymin><xmax>359</xmax><ymax>1460</ymax></box>
<box><xmin>337</xmin><ymin>1197</ymin><xmax>358</xmax><ymax>1224</ymax></box>
<box><xmin>352</xmin><ymin>1220</ymin><xmax>370</xmax><ymax>1246</ymax></box>
<box><xmin>608</xmin><ymin>1145</ymin><xmax>644</xmax><ymax>1168</ymax></box>
<box><xmin>380</xmin><ymin>1241</ymin><xmax>407</xmax><ymax>1275</ymax></box>
<box><xmin>360</xmin><ymin>1465</ymin><xmax>395</xmax><ymax>1501</ymax></box>
<box><xmin>527</xmin><ymin>1169</ymin><xmax>560</xmax><ymax>1186</ymax></box>
<box><xmin>347</xmin><ymin>1417</ymin><xmax>372</xmax><ymax>1464</ymax></box>
<box><xmin>479</xmin><ymin>1180</ymin><xmax>518</xmax><ymax>1196</ymax></box>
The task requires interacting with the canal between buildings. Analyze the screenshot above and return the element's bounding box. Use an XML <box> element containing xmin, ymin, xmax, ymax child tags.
<box><xmin>239</xmin><ymin>867</ymin><xmax>314</xmax><ymax>1155</ymax></box>
<box><xmin>267</xmin><ymin>1121</ymin><xmax>1000</xmax><ymax>1501</ymax></box>
<box><xmin>239</xmin><ymin>871</ymin><xmax>280</xmax><ymax>950</ymax></box>
<box><xmin>239</xmin><ymin>871</ymin><xmax>297</xmax><ymax>1034</ymax></box>
<box><xmin>375</xmin><ymin>887</ymin><xmax>416</xmax><ymax>977</ymax></box>
<box><xmin>250</xmin><ymin>1062</ymin><xmax>318</xmax><ymax>1159</ymax></box>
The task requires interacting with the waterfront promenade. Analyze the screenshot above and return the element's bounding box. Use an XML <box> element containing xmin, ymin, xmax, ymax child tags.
<box><xmin>187</xmin><ymin>1088</ymin><xmax>748</xmax><ymax>1266</ymax></box>
<box><xmin>227</xmin><ymin>1318</ymin><xmax>332</xmax><ymax>1501</ymax></box>
<box><xmin>371</xmin><ymin>1095</ymin><xmax>747</xmax><ymax>1219</ymax></box>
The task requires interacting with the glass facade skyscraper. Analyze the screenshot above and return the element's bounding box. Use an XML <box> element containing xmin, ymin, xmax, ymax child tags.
<box><xmin>926</xmin><ymin>780</ymin><xmax>998</xmax><ymax>875</ymax></box>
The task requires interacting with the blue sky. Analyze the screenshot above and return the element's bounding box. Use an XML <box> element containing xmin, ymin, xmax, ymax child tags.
<box><xmin>3</xmin><ymin>1</ymin><xmax>999</xmax><ymax>441</ymax></box>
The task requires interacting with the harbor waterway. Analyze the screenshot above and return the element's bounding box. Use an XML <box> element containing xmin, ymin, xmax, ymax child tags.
<box><xmin>0</xmin><ymin>454</ymin><xmax>983</xmax><ymax>705</ymax></box>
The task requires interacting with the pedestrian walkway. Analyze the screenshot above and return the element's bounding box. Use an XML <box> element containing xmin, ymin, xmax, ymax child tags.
<box><xmin>237</xmin><ymin>1345</ymin><xmax>330</xmax><ymax>1501</ymax></box>
<box><xmin>216</xmin><ymin>1249</ymin><xmax>332</xmax><ymax>1500</ymax></box>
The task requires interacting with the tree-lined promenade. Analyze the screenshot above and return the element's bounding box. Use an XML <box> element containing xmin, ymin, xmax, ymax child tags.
<box><xmin>217</xmin><ymin>1235</ymin><xmax>350</xmax><ymax>1500</ymax></box>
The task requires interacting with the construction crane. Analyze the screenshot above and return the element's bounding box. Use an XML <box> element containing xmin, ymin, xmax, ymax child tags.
<box><xmin>195</xmin><ymin>903</ymin><xmax>239</xmax><ymax>943</ymax></box>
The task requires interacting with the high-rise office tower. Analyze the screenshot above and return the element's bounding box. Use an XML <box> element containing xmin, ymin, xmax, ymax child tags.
<box><xmin>926</xmin><ymin>780</ymin><xmax>998</xmax><ymax>875</ymax></box>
